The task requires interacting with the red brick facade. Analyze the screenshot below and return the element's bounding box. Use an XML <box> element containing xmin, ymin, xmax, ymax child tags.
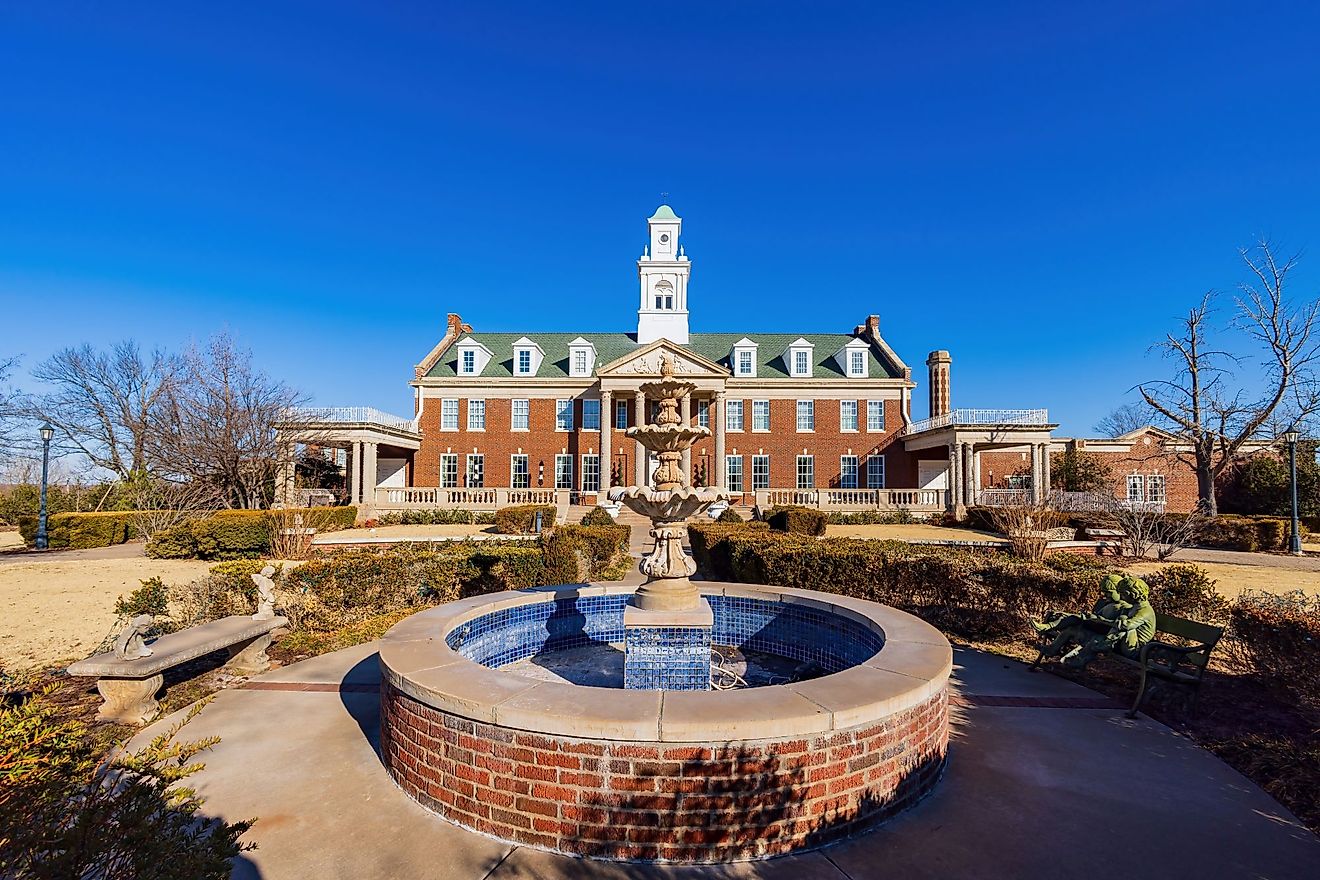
<box><xmin>380</xmin><ymin>683</ymin><xmax>948</xmax><ymax>863</ymax></box>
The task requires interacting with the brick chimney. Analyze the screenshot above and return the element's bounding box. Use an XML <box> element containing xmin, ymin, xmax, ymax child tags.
<box><xmin>926</xmin><ymin>351</ymin><xmax>952</xmax><ymax>418</ymax></box>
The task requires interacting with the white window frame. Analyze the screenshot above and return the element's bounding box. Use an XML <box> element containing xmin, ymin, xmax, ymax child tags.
<box><xmin>440</xmin><ymin>398</ymin><xmax>459</xmax><ymax>431</ymax></box>
<box><xmin>796</xmin><ymin>400</ymin><xmax>814</xmax><ymax>432</ymax></box>
<box><xmin>465</xmin><ymin>454</ymin><xmax>484</xmax><ymax>488</ymax></box>
<box><xmin>867</xmin><ymin>454</ymin><xmax>885</xmax><ymax>489</ymax></box>
<box><xmin>554</xmin><ymin>454</ymin><xmax>573</xmax><ymax>490</ymax></box>
<box><xmin>511</xmin><ymin>399</ymin><xmax>529</xmax><ymax>431</ymax></box>
<box><xmin>752</xmin><ymin>454</ymin><xmax>770</xmax><ymax>490</ymax></box>
<box><xmin>461</xmin><ymin>349</ymin><xmax>476</xmax><ymax>374</ymax></box>
<box><xmin>796</xmin><ymin>455</ymin><xmax>814</xmax><ymax>489</ymax></box>
<box><xmin>555</xmin><ymin>399</ymin><xmax>574</xmax><ymax>432</ymax></box>
<box><xmin>439</xmin><ymin>453</ymin><xmax>458</xmax><ymax>488</ymax></box>
<box><xmin>696</xmin><ymin>400</ymin><xmax>710</xmax><ymax>429</ymax></box>
<box><xmin>793</xmin><ymin>350</ymin><xmax>810</xmax><ymax>377</ymax></box>
<box><xmin>840</xmin><ymin>400</ymin><xmax>858</xmax><ymax>432</ymax></box>
<box><xmin>737</xmin><ymin>350</ymin><xmax>754</xmax><ymax>376</ymax></box>
<box><xmin>849</xmin><ymin>349</ymin><xmax>865</xmax><ymax>377</ymax></box>
<box><xmin>726</xmin><ymin>399</ymin><xmax>744</xmax><ymax>432</ymax></box>
<box><xmin>511</xmin><ymin>454</ymin><xmax>530</xmax><ymax>489</ymax></box>
<box><xmin>516</xmin><ymin>348</ymin><xmax>533</xmax><ymax>375</ymax></box>
<box><xmin>1126</xmin><ymin>474</ymin><xmax>1145</xmax><ymax>504</ymax></box>
<box><xmin>572</xmin><ymin>349</ymin><xmax>589</xmax><ymax>376</ymax></box>
<box><xmin>752</xmin><ymin>400</ymin><xmax>770</xmax><ymax>432</ymax></box>
<box><xmin>582</xmin><ymin>399</ymin><xmax>601</xmax><ymax>431</ymax></box>
<box><xmin>467</xmin><ymin>399</ymin><xmax>486</xmax><ymax>431</ymax></box>
<box><xmin>726</xmin><ymin>455</ymin><xmax>744</xmax><ymax>494</ymax></box>
<box><xmin>840</xmin><ymin>455</ymin><xmax>859</xmax><ymax>489</ymax></box>
<box><xmin>1146</xmin><ymin>474</ymin><xmax>1166</xmax><ymax>504</ymax></box>
<box><xmin>615</xmin><ymin>400</ymin><xmax>628</xmax><ymax>429</ymax></box>
<box><xmin>866</xmin><ymin>400</ymin><xmax>885</xmax><ymax>432</ymax></box>
<box><xmin>581</xmin><ymin>454</ymin><xmax>601</xmax><ymax>493</ymax></box>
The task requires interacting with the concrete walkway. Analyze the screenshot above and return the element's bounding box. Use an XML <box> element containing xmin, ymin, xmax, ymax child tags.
<box><xmin>129</xmin><ymin>641</ymin><xmax>1318</xmax><ymax>880</ymax></box>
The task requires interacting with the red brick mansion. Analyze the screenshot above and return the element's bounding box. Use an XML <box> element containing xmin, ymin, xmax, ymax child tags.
<box><xmin>278</xmin><ymin>206</ymin><xmax>1227</xmax><ymax>518</ymax></box>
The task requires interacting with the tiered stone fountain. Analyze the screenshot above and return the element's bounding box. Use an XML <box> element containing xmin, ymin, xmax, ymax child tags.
<box><xmin>608</xmin><ymin>355</ymin><xmax>729</xmax><ymax>690</ymax></box>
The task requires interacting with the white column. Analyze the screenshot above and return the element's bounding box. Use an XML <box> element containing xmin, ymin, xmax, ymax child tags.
<box><xmin>962</xmin><ymin>443</ymin><xmax>975</xmax><ymax>507</ymax></box>
<box><xmin>714</xmin><ymin>390</ymin><xmax>726</xmax><ymax>489</ymax></box>
<box><xmin>634</xmin><ymin>390</ymin><xmax>646</xmax><ymax>487</ymax></box>
<box><xmin>1041</xmin><ymin>443</ymin><xmax>1052</xmax><ymax>503</ymax></box>
<box><xmin>1031</xmin><ymin>443</ymin><xmax>1045</xmax><ymax>503</ymax></box>
<box><xmin>947</xmin><ymin>442</ymin><xmax>960</xmax><ymax>512</ymax></box>
<box><xmin>599</xmin><ymin>390</ymin><xmax>612</xmax><ymax>499</ymax></box>
<box><xmin>349</xmin><ymin>441</ymin><xmax>362</xmax><ymax>505</ymax></box>
<box><xmin>363</xmin><ymin>442</ymin><xmax>378</xmax><ymax>507</ymax></box>
<box><xmin>972</xmin><ymin>450</ymin><xmax>982</xmax><ymax>505</ymax></box>
<box><xmin>680</xmin><ymin>394</ymin><xmax>692</xmax><ymax>483</ymax></box>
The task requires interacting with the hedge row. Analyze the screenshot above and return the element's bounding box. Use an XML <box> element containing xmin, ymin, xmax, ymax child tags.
<box><xmin>145</xmin><ymin>507</ymin><xmax>356</xmax><ymax>560</ymax></box>
<box><xmin>541</xmin><ymin>524</ymin><xmax>631</xmax><ymax>583</ymax></box>
<box><xmin>765</xmin><ymin>505</ymin><xmax>827</xmax><ymax>536</ymax></box>
<box><xmin>377</xmin><ymin>509</ymin><xmax>497</xmax><ymax>526</ymax></box>
<box><xmin>17</xmin><ymin>512</ymin><xmax>137</xmax><ymax>550</ymax></box>
<box><xmin>494</xmin><ymin>504</ymin><xmax>557</xmax><ymax>535</ymax></box>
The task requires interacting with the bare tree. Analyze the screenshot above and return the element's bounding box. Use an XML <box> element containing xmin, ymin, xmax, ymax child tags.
<box><xmin>1092</xmin><ymin>402</ymin><xmax>1153</xmax><ymax>438</ymax></box>
<box><xmin>1101</xmin><ymin>493</ymin><xmax>1206</xmax><ymax>560</ymax></box>
<box><xmin>0</xmin><ymin>356</ymin><xmax>20</xmax><ymax>464</ymax></box>
<box><xmin>123</xmin><ymin>476</ymin><xmax>223</xmax><ymax>540</ymax></box>
<box><xmin>1139</xmin><ymin>242</ymin><xmax>1320</xmax><ymax>515</ymax></box>
<box><xmin>24</xmin><ymin>342</ymin><xmax>177</xmax><ymax>481</ymax></box>
<box><xmin>986</xmin><ymin>500</ymin><xmax>1069</xmax><ymax>563</ymax></box>
<box><xmin>151</xmin><ymin>333</ymin><xmax>309</xmax><ymax>509</ymax></box>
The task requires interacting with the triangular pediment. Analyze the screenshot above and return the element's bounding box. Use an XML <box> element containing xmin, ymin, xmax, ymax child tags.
<box><xmin>597</xmin><ymin>339</ymin><xmax>729</xmax><ymax>377</ymax></box>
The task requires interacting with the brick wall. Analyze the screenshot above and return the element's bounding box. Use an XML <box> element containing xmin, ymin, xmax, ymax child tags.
<box><xmin>381</xmin><ymin>684</ymin><xmax>948</xmax><ymax>863</ymax></box>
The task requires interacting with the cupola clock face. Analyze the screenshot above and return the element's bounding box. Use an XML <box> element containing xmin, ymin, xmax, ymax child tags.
<box><xmin>659</xmin><ymin>233</ymin><xmax>670</xmax><ymax>243</ymax></box>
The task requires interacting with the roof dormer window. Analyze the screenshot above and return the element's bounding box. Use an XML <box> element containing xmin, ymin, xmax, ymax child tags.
<box><xmin>785</xmin><ymin>338</ymin><xmax>815</xmax><ymax>378</ymax></box>
<box><xmin>511</xmin><ymin>337</ymin><xmax>544</xmax><ymax>377</ymax></box>
<box><xmin>835</xmin><ymin>338</ymin><xmax>870</xmax><ymax>378</ymax></box>
<box><xmin>454</xmin><ymin>337</ymin><xmax>494</xmax><ymax>376</ymax></box>
<box><xmin>731</xmin><ymin>337</ymin><xmax>759</xmax><ymax>378</ymax></box>
<box><xmin>567</xmin><ymin>337</ymin><xmax>597</xmax><ymax>378</ymax></box>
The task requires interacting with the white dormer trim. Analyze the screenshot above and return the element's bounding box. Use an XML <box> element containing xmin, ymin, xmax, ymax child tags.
<box><xmin>731</xmin><ymin>337</ymin><xmax>759</xmax><ymax>378</ymax></box>
<box><xmin>835</xmin><ymin>338</ymin><xmax>870</xmax><ymax>378</ymax></box>
<box><xmin>568</xmin><ymin>336</ymin><xmax>597</xmax><ymax>378</ymax></box>
<box><xmin>455</xmin><ymin>337</ymin><xmax>495</xmax><ymax>376</ymax></box>
<box><xmin>511</xmin><ymin>336</ymin><xmax>545</xmax><ymax>377</ymax></box>
<box><xmin>784</xmin><ymin>338</ymin><xmax>815</xmax><ymax>378</ymax></box>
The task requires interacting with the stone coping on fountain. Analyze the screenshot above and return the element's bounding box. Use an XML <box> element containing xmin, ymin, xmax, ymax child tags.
<box><xmin>377</xmin><ymin>582</ymin><xmax>951</xmax><ymax>743</ymax></box>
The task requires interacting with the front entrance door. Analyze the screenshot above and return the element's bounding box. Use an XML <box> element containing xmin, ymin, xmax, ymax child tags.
<box><xmin>917</xmin><ymin>461</ymin><xmax>948</xmax><ymax>490</ymax></box>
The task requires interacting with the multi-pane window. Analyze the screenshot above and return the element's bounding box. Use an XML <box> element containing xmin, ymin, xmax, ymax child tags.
<box><xmin>582</xmin><ymin>399</ymin><xmax>601</xmax><ymax>431</ymax></box>
<box><xmin>467</xmin><ymin>399</ymin><xmax>486</xmax><ymax>431</ymax></box>
<box><xmin>554</xmin><ymin>454</ymin><xmax>573</xmax><ymax>490</ymax></box>
<box><xmin>615</xmin><ymin>400</ymin><xmax>628</xmax><ymax>429</ymax></box>
<box><xmin>1147</xmin><ymin>474</ymin><xmax>1166</xmax><ymax>504</ymax></box>
<box><xmin>573</xmin><ymin>349</ymin><xmax>589</xmax><ymax>375</ymax></box>
<box><xmin>726</xmin><ymin>456</ymin><xmax>744</xmax><ymax>494</ymax></box>
<box><xmin>555</xmin><ymin>399</ymin><xmax>574</xmax><ymax>431</ymax></box>
<box><xmin>440</xmin><ymin>399</ymin><xmax>459</xmax><ymax>430</ymax></box>
<box><xmin>867</xmin><ymin>454</ymin><xmax>885</xmax><ymax>489</ymax></box>
<box><xmin>516</xmin><ymin>349</ymin><xmax>532</xmax><ymax>375</ymax></box>
<box><xmin>511</xmin><ymin>399</ymin><xmax>529</xmax><ymax>431</ymax></box>
<box><xmin>794</xmin><ymin>350</ymin><xmax>810</xmax><ymax>376</ymax></box>
<box><xmin>796</xmin><ymin>400</ymin><xmax>814</xmax><ymax>431</ymax></box>
<box><xmin>511</xmin><ymin>454</ymin><xmax>530</xmax><ymax>489</ymax></box>
<box><xmin>582</xmin><ymin>455</ymin><xmax>601</xmax><ymax>492</ymax></box>
<box><xmin>849</xmin><ymin>350</ymin><xmax>865</xmax><ymax>376</ymax></box>
<box><xmin>752</xmin><ymin>455</ymin><xmax>770</xmax><ymax>490</ymax></box>
<box><xmin>466</xmin><ymin>454</ymin><xmax>484</xmax><ymax>488</ymax></box>
<box><xmin>1126</xmin><ymin>474</ymin><xmax>1145</xmax><ymax>504</ymax></box>
<box><xmin>461</xmin><ymin>350</ymin><xmax>475</xmax><ymax>374</ymax></box>
<box><xmin>796</xmin><ymin>455</ymin><xmax>814</xmax><ymax>489</ymax></box>
<box><xmin>737</xmin><ymin>350</ymin><xmax>754</xmax><ymax>376</ymax></box>
<box><xmin>439</xmin><ymin>454</ymin><xmax>458</xmax><ymax>488</ymax></box>
<box><xmin>840</xmin><ymin>400</ymin><xmax>858</xmax><ymax>432</ymax></box>
<box><xmin>866</xmin><ymin>400</ymin><xmax>885</xmax><ymax>432</ymax></box>
<box><xmin>696</xmin><ymin>400</ymin><xmax>710</xmax><ymax>429</ymax></box>
<box><xmin>726</xmin><ymin>399</ymin><xmax>744</xmax><ymax>431</ymax></box>
<box><xmin>840</xmin><ymin>455</ymin><xmax>859</xmax><ymax>489</ymax></box>
<box><xmin>752</xmin><ymin>400</ymin><xmax>770</xmax><ymax>431</ymax></box>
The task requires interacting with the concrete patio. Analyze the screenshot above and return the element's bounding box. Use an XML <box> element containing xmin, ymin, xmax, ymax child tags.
<box><xmin>132</xmin><ymin>642</ymin><xmax>1319</xmax><ymax>880</ymax></box>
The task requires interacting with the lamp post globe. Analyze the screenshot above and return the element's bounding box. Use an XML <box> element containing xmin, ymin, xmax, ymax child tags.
<box><xmin>1283</xmin><ymin>431</ymin><xmax>1303</xmax><ymax>556</ymax></box>
<box><xmin>36</xmin><ymin>423</ymin><xmax>54</xmax><ymax>551</ymax></box>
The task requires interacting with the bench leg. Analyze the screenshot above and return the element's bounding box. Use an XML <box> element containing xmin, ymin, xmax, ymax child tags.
<box><xmin>224</xmin><ymin>632</ymin><xmax>274</xmax><ymax>676</ymax></box>
<box><xmin>1127</xmin><ymin>667</ymin><xmax>1151</xmax><ymax>718</ymax></box>
<box><xmin>96</xmin><ymin>674</ymin><xmax>164</xmax><ymax>725</ymax></box>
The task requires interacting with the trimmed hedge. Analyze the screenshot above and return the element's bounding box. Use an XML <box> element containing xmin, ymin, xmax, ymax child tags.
<box><xmin>145</xmin><ymin>506</ymin><xmax>357</xmax><ymax>559</ymax></box>
<box><xmin>716</xmin><ymin>507</ymin><xmax>745</xmax><ymax>524</ymax></box>
<box><xmin>17</xmin><ymin>512</ymin><xmax>136</xmax><ymax>550</ymax></box>
<box><xmin>542</xmin><ymin>524</ymin><xmax>631</xmax><ymax>583</ymax></box>
<box><xmin>765</xmin><ymin>505</ymin><xmax>827</xmax><ymax>536</ymax></box>
<box><xmin>579</xmin><ymin>506</ymin><xmax>616</xmax><ymax>526</ymax></box>
<box><xmin>378</xmin><ymin>509</ymin><xmax>497</xmax><ymax>526</ymax></box>
<box><xmin>1229</xmin><ymin>591</ymin><xmax>1320</xmax><ymax>716</ymax></box>
<box><xmin>494</xmin><ymin>504</ymin><xmax>557</xmax><ymax>535</ymax></box>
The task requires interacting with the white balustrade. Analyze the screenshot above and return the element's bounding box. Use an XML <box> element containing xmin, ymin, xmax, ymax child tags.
<box><xmin>752</xmin><ymin>488</ymin><xmax>946</xmax><ymax>512</ymax></box>
<box><xmin>294</xmin><ymin>406</ymin><xmax>419</xmax><ymax>432</ymax></box>
<box><xmin>905</xmin><ymin>408</ymin><xmax>1049</xmax><ymax>436</ymax></box>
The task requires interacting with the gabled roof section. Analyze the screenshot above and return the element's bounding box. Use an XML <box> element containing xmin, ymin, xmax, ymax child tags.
<box><xmin>597</xmin><ymin>338</ymin><xmax>728</xmax><ymax>377</ymax></box>
<box><xmin>511</xmin><ymin>336</ymin><xmax>544</xmax><ymax>352</ymax></box>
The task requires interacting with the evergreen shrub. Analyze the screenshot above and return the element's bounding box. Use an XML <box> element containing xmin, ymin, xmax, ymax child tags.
<box><xmin>17</xmin><ymin>511</ymin><xmax>136</xmax><ymax>549</ymax></box>
<box><xmin>765</xmin><ymin>505</ymin><xmax>827</xmax><ymax>536</ymax></box>
<box><xmin>541</xmin><ymin>524</ymin><xmax>631</xmax><ymax>583</ymax></box>
<box><xmin>494</xmin><ymin>504</ymin><xmax>556</xmax><ymax>535</ymax></box>
<box><xmin>579</xmin><ymin>506</ymin><xmax>616</xmax><ymax>526</ymax></box>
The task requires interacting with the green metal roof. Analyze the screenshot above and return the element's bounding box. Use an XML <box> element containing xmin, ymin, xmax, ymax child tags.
<box><xmin>430</xmin><ymin>333</ymin><xmax>900</xmax><ymax>380</ymax></box>
<box><xmin>649</xmin><ymin>205</ymin><xmax>679</xmax><ymax>220</ymax></box>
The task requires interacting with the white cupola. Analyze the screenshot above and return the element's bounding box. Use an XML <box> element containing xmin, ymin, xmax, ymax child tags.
<box><xmin>636</xmin><ymin>204</ymin><xmax>691</xmax><ymax>345</ymax></box>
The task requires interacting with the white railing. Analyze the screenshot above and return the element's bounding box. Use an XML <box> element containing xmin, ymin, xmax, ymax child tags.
<box><xmin>754</xmin><ymin>488</ymin><xmax>947</xmax><ymax>512</ymax></box>
<box><xmin>296</xmin><ymin>406</ymin><xmax>418</xmax><ymax>432</ymax></box>
<box><xmin>375</xmin><ymin>487</ymin><xmax>568</xmax><ymax>511</ymax></box>
<box><xmin>905</xmin><ymin>408</ymin><xmax>1050</xmax><ymax>436</ymax></box>
<box><xmin>977</xmin><ymin>488</ymin><xmax>1034</xmax><ymax>507</ymax></box>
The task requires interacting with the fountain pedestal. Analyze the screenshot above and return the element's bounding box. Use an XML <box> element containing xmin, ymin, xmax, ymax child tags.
<box><xmin>622</xmin><ymin>602</ymin><xmax>713</xmax><ymax>691</ymax></box>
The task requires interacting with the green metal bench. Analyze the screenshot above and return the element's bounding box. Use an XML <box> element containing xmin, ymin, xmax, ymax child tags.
<box><xmin>1034</xmin><ymin>612</ymin><xmax>1224</xmax><ymax>718</ymax></box>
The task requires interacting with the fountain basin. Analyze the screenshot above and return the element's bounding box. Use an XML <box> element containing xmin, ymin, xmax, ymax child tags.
<box><xmin>378</xmin><ymin>582</ymin><xmax>951</xmax><ymax>863</ymax></box>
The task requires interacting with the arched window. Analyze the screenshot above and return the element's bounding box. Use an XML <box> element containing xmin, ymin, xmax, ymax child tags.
<box><xmin>653</xmin><ymin>280</ymin><xmax>674</xmax><ymax>310</ymax></box>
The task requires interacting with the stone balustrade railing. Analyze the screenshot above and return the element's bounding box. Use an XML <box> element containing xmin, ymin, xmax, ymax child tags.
<box><xmin>375</xmin><ymin>487</ymin><xmax>567</xmax><ymax>511</ymax></box>
<box><xmin>753</xmin><ymin>488</ymin><xmax>947</xmax><ymax>512</ymax></box>
<box><xmin>905</xmin><ymin>408</ymin><xmax>1050</xmax><ymax>436</ymax></box>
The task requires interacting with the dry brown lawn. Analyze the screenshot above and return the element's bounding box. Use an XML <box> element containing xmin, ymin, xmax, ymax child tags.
<box><xmin>0</xmin><ymin>556</ymin><xmax>212</xmax><ymax>670</ymax></box>
<box><xmin>0</xmin><ymin>528</ymin><xmax>22</xmax><ymax>551</ymax></box>
<box><xmin>1126</xmin><ymin>559</ymin><xmax>1320</xmax><ymax>598</ymax></box>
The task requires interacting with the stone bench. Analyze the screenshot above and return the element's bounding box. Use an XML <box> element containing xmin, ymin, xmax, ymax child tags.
<box><xmin>67</xmin><ymin>614</ymin><xmax>287</xmax><ymax>724</ymax></box>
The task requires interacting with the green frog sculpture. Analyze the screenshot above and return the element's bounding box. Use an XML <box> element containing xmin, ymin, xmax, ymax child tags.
<box><xmin>1034</xmin><ymin>575</ymin><xmax>1157</xmax><ymax>668</ymax></box>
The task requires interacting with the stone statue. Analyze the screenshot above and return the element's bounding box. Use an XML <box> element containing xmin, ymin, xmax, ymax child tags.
<box><xmin>1034</xmin><ymin>574</ymin><xmax>1129</xmax><ymax>642</ymax></box>
<box><xmin>1035</xmin><ymin>575</ymin><xmax>1156</xmax><ymax>668</ymax></box>
<box><xmin>251</xmin><ymin>564</ymin><xmax>277</xmax><ymax>620</ymax></box>
<box><xmin>113</xmin><ymin>614</ymin><xmax>155</xmax><ymax>660</ymax></box>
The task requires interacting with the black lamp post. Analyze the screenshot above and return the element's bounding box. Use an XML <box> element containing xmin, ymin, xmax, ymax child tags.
<box><xmin>1284</xmin><ymin>430</ymin><xmax>1303</xmax><ymax>555</ymax></box>
<box><xmin>36</xmin><ymin>423</ymin><xmax>54</xmax><ymax>551</ymax></box>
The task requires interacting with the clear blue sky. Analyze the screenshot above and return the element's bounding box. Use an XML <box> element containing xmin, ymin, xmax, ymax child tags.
<box><xmin>3</xmin><ymin>1</ymin><xmax>1319</xmax><ymax>434</ymax></box>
